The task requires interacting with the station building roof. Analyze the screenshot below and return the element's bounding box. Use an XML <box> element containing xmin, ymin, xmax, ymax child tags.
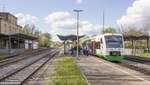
<box><xmin>0</xmin><ymin>33</ymin><xmax>7</xmax><ymax>37</ymax></box>
<box><xmin>0</xmin><ymin>33</ymin><xmax>38</xmax><ymax>40</ymax></box>
<box><xmin>57</xmin><ymin>34</ymin><xmax>85</xmax><ymax>41</ymax></box>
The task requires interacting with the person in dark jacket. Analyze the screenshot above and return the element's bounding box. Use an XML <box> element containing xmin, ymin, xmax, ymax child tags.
<box><xmin>83</xmin><ymin>44</ymin><xmax>90</xmax><ymax>56</ymax></box>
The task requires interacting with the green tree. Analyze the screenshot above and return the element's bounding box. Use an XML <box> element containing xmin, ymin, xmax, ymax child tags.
<box><xmin>22</xmin><ymin>24</ymin><xmax>30</xmax><ymax>34</ymax></box>
<box><xmin>38</xmin><ymin>33</ymin><xmax>51</xmax><ymax>47</ymax></box>
<box><xmin>22</xmin><ymin>24</ymin><xmax>37</xmax><ymax>36</ymax></box>
<box><xmin>103</xmin><ymin>27</ymin><xmax>116</xmax><ymax>33</ymax></box>
<box><xmin>124</xmin><ymin>28</ymin><xmax>146</xmax><ymax>36</ymax></box>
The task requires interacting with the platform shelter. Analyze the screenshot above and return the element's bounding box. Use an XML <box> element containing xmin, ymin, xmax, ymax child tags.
<box><xmin>57</xmin><ymin>34</ymin><xmax>85</xmax><ymax>54</ymax></box>
<box><xmin>123</xmin><ymin>34</ymin><xmax>150</xmax><ymax>55</ymax></box>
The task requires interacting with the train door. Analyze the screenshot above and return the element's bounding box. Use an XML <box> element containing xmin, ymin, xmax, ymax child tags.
<box><xmin>95</xmin><ymin>41</ymin><xmax>101</xmax><ymax>56</ymax></box>
<box><xmin>91</xmin><ymin>41</ymin><xmax>96</xmax><ymax>55</ymax></box>
<box><xmin>100</xmin><ymin>38</ymin><xmax>103</xmax><ymax>50</ymax></box>
<box><xmin>99</xmin><ymin>37</ymin><xmax>105</xmax><ymax>56</ymax></box>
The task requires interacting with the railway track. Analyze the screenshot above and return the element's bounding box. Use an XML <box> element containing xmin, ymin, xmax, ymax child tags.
<box><xmin>94</xmin><ymin>55</ymin><xmax>150</xmax><ymax>75</ymax></box>
<box><xmin>23</xmin><ymin>50</ymin><xmax>60</xmax><ymax>85</ymax></box>
<box><xmin>120</xmin><ymin>59</ymin><xmax>150</xmax><ymax>75</ymax></box>
<box><xmin>0</xmin><ymin>49</ymin><xmax>49</xmax><ymax>67</ymax></box>
<box><xmin>125</xmin><ymin>55</ymin><xmax>150</xmax><ymax>64</ymax></box>
<box><xmin>0</xmin><ymin>49</ymin><xmax>58</xmax><ymax>85</ymax></box>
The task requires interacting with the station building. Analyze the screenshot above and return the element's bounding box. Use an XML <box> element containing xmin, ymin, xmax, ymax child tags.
<box><xmin>0</xmin><ymin>12</ymin><xmax>38</xmax><ymax>54</ymax></box>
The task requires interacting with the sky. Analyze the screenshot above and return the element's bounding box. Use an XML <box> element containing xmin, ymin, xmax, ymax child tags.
<box><xmin>0</xmin><ymin>0</ymin><xmax>149</xmax><ymax>41</ymax></box>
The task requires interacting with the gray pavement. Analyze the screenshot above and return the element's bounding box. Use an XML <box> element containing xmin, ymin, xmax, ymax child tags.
<box><xmin>76</xmin><ymin>56</ymin><xmax>150</xmax><ymax>85</ymax></box>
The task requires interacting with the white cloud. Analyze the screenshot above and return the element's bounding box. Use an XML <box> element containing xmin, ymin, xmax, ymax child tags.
<box><xmin>117</xmin><ymin>0</ymin><xmax>150</xmax><ymax>28</ymax></box>
<box><xmin>76</xmin><ymin>0</ymin><xmax>82</xmax><ymax>4</ymax></box>
<box><xmin>15</xmin><ymin>13</ymin><xmax>38</xmax><ymax>26</ymax></box>
<box><xmin>45</xmin><ymin>12</ymin><xmax>70</xmax><ymax>24</ymax></box>
<box><xmin>45</xmin><ymin>11</ymin><xmax>101</xmax><ymax>41</ymax></box>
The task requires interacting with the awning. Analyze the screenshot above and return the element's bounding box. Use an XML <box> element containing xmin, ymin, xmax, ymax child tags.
<box><xmin>0</xmin><ymin>33</ymin><xmax>38</xmax><ymax>40</ymax></box>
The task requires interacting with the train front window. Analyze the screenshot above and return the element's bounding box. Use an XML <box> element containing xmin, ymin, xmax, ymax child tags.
<box><xmin>105</xmin><ymin>36</ymin><xmax>123</xmax><ymax>48</ymax></box>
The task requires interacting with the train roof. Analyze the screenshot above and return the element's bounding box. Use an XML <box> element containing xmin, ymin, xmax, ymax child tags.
<box><xmin>91</xmin><ymin>33</ymin><xmax>123</xmax><ymax>41</ymax></box>
<box><xmin>103</xmin><ymin>33</ymin><xmax>123</xmax><ymax>36</ymax></box>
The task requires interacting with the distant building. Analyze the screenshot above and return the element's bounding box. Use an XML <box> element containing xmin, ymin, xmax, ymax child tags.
<box><xmin>0</xmin><ymin>12</ymin><xmax>23</xmax><ymax>33</ymax></box>
<box><xmin>0</xmin><ymin>12</ymin><xmax>38</xmax><ymax>54</ymax></box>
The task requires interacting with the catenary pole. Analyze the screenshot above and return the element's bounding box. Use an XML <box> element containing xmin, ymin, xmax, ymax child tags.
<box><xmin>73</xmin><ymin>9</ymin><xmax>83</xmax><ymax>58</ymax></box>
<box><xmin>102</xmin><ymin>10</ymin><xmax>105</xmax><ymax>34</ymax></box>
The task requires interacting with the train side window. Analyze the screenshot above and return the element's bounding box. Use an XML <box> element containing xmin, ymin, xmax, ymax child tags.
<box><xmin>100</xmin><ymin>38</ymin><xmax>103</xmax><ymax>44</ymax></box>
<box><xmin>96</xmin><ymin>42</ymin><xmax>100</xmax><ymax>49</ymax></box>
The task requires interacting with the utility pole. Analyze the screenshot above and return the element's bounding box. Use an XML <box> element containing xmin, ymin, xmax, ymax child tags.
<box><xmin>102</xmin><ymin>10</ymin><xmax>105</xmax><ymax>34</ymax></box>
<box><xmin>73</xmin><ymin>9</ymin><xmax>83</xmax><ymax>58</ymax></box>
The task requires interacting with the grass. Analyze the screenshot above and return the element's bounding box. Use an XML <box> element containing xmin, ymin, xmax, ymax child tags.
<box><xmin>142</xmin><ymin>53</ymin><xmax>150</xmax><ymax>58</ymax></box>
<box><xmin>48</xmin><ymin>55</ymin><xmax>88</xmax><ymax>85</ymax></box>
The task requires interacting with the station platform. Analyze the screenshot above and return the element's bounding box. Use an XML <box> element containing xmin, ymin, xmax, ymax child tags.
<box><xmin>76</xmin><ymin>56</ymin><xmax>150</xmax><ymax>85</ymax></box>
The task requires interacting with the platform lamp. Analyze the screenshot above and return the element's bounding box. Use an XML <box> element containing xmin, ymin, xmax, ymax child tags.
<box><xmin>73</xmin><ymin>9</ymin><xmax>83</xmax><ymax>58</ymax></box>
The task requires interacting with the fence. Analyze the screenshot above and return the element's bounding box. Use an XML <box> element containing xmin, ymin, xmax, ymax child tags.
<box><xmin>124</xmin><ymin>49</ymin><xmax>144</xmax><ymax>56</ymax></box>
<box><xmin>0</xmin><ymin>48</ymin><xmax>25</xmax><ymax>55</ymax></box>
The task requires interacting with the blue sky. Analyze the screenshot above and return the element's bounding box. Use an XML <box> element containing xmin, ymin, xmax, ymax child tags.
<box><xmin>2</xmin><ymin>0</ymin><xmax>148</xmax><ymax>41</ymax></box>
<box><xmin>1</xmin><ymin>0</ymin><xmax>134</xmax><ymax>25</ymax></box>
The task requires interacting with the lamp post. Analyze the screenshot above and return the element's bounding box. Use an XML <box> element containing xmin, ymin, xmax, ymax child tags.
<box><xmin>73</xmin><ymin>9</ymin><xmax>83</xmax><ymax>58</ymax></box>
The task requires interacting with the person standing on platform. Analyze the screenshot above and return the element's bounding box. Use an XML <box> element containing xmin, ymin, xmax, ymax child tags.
<box><xmin>83</xmin><ymin>44</ymin><xmax>90</xmax><ymax>56</ymax></box>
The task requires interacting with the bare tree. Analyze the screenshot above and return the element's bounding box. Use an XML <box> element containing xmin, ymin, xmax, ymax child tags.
<box><xmin>142</xmin><ymin>20</ymin><xmax>150</xmax><ymax>35</ymax></box>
